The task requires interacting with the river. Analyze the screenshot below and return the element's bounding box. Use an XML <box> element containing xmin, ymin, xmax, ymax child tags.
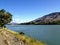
<box><xmin>6</xmin><ymin>25</ymin><xmax>60</xmax><ymax>45</ymax></box>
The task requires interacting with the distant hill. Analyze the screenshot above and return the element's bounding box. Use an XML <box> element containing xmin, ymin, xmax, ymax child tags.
<box><xmin>20</xmin><ymin>12</ymin><xmax>60</xmax><ymax>25</ymax></box>
<box><xmin>7</xmin><ymin>22</ymin><xmax>20</xmax><ymax>25</ymax></box>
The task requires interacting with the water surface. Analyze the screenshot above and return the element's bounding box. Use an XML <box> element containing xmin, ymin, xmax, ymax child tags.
<box><xmin>6</xmin><ymin>25</ymin><xmax>60</xmax><ymax>45</ymax></box>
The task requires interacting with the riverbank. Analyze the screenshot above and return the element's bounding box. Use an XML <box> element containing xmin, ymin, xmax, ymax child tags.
<box><xmin>0</xmin><ymin>28</ymin><xmax>47</xmax><ymax>45</ymax></box>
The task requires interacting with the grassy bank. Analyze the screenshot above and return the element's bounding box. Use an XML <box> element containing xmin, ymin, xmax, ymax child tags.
<box><xmin>3</xmin><ymin>28</ymin><xmax>47</xmax><ymax>45</ymax></box>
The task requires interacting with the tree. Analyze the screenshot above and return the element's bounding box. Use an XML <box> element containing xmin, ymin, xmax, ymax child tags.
<box><xmin>0</xmin><ymin>9</ymin><xmax>12</xmax><ymax>27</ymax></box>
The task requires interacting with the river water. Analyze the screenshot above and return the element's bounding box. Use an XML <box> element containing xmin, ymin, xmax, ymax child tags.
<box><xmin>6</xmin><ymin>25</ymin><xmax>60</xmax><ymax>45</ymax></box>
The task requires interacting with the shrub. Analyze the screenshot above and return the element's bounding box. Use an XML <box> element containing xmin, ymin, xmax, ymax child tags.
<box><xmin>19</xmin><ymin>32</ymin><xmax>25</xmax><ymax>35</ymax></box>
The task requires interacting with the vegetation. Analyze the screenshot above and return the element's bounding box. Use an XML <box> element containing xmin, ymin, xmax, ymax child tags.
<box><xmin>4</xmin><ymin>28</ymin><xmax>46</xmax><ymax>45</ymax></box>
<box><xmin>0</xmin><ymin>9</ymin><xmax>46</xmax><ymax>45</ymax></box>
<box><xmin>19</xmin><ymin>32</ymin><xmax>25</xmax><ymax>35</ymax></box>
<box><xmin>0</xmin><ymin>9</ymin><xmax>12</xmax><ymax>27</ymax></box>
<box><xmin>20</xmin><ymin>20</ymin><xmax>60</xmax><ymax>25</ymax></box>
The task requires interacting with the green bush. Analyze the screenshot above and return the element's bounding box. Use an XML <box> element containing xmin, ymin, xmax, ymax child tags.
<box><xmin>19</xmin><ymin>32</ymin><xmax>25</xmax><ymax>35</ymax></box>
<box><xmin>0</xmin><ymin>9</ymin><xmax>12</xmax><ymax>27</ymax></box>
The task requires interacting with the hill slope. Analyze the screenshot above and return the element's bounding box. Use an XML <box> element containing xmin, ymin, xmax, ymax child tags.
<box><xmin>0</xmin><ymin>28</ymin><xmax>46</xmax><ymax>45</ymax></box>
<box><xmin>33</xmin><ymin>12</ymin><xmax>60</xmax><ymax>22</ymax></box>
<box><xmin>20</xmin><ymin>12</ymin><xmax>60</xmax><ymax>25</ymax></box>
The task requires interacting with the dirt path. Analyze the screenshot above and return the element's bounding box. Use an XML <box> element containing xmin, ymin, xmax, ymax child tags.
<box><xmin>0</xmin><ymin>28</ymin><xmax>46</xmax><ymax>45</ymax></box>
<box><xmin>0</xmin><ymin>29</ymin><xmax>27</xmax><ymax>45</ymax></box>
<box><xmin>0</xmin><ymin>32</ymin><xmax>8</xmax><ymax>45</ymax></box>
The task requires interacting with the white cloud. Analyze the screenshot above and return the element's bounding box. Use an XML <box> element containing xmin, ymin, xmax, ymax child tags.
<box><xmin>12</xmin><ymin>18</ymin><xmax>30</xmax><ymax>23</ymax></box>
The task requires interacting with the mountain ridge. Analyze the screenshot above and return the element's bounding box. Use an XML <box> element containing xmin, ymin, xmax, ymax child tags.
<box><xmin>33</xmin><ymin>12</ymin><xmax>60</xmax><ymax>22</ymax></box>
<box><xmin>20</xmin><ymin>12</ymin><xmax>60</xmax><ymax>25</ymax></box>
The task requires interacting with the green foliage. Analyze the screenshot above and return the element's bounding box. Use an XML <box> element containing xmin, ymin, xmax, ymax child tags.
<box><xmin>0</xmin><ymin>9</ymin><xmax>12</xmax><ymax>27</ymax></box>
<box><xmin>21</xmin><ymin>20</ymin><xmax>60</xmax><ymax>25</ymax></box>
<box><xmin>19</xmin><ymin>32</ymin><xmax>25</xmax><ymax>35</ymax></box>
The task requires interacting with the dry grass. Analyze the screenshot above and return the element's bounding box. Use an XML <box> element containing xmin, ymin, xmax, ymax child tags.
<box><xmin>4</xmin><ymin>28</ymin><xmax>47</xmax><ymax>45</ymax></box>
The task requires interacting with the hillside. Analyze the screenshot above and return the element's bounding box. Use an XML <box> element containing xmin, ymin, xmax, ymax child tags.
<box><xmin>33</xmin><ymin>12</ymin><xmax>60</xmax><ymax>22</ymax></box>
<box><xmin>0</xmin><ymin>28</ymin><xmax>46</xmax><ymax>45</ymax></box>
<box><xmin>20</xmin><ymin>12</ymin><xmax>60</xmax><ymax>25</ymax></box>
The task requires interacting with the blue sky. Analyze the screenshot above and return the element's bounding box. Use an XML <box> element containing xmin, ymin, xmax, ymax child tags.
<box><xmin>0</xmin><ymin>0</ymin><xmax>60</xmax><ymax>23</ymax></box>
